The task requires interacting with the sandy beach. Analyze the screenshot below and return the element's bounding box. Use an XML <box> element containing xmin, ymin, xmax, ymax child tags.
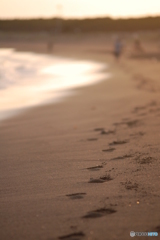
<box><xmin>0</xmin><ymin>32</ymin><xmax>160</xmax><ymax>240</ymax></box>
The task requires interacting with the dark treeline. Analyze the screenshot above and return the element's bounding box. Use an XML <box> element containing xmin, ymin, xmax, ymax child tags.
<box><xmin>0</xmin><ymin>16</ymin><xmax>160</xmax><ymax>33</ymax></box>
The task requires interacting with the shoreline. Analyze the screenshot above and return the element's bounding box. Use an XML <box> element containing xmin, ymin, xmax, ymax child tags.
<box><xmin>0</xmin><ymin>48</ymin><xmax>109</xmax><ymax>122</ymax></box>
<box><xmin>0</xmin><ymin>34</ymin><xmax>160</xmax><ymax>240</ymax></box>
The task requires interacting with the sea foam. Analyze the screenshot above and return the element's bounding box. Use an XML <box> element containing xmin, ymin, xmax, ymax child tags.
<box><xmin>0</xmin><ymin>48</ymin><xmax>109</xmax><ymax>121</ymax></box>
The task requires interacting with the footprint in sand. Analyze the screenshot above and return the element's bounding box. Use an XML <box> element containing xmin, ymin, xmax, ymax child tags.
<box><xmin>121</xmin><ymin>181</ymin><xmax>139</xmax><ymax>191</ymax></box>
<box><xmin>101</xmin><ymin>129</ymin><xmax>116</xmax><ymax>135</ymax></box>
<box><xmin>86</xmin><ymin>165</ymin><xmax>103</xmax><ymax>171</ymax></box>
<box><xmin>133</xmin><ymin>105</ymin><xmax>146</xmax><ymax>113</ymax></box>
<box><xmin>87</xmin><ymin>138</ymin><xmax>98</xmax><ymax>141</ymax></box>
<box><xmin>125</xmin><ymin>120</ymin><xmax>141</xmax><ymax>127</ymax></box>
<box><xmin>130</xmin><ymin>132</ymin><xmax>145</xmax><ymax>137</ymax></box>
<box><xmin>138</xmin><ymin>156</ymin><xmax>155</xmax><ymax>164</ymax></box>
<box><xmin>94</xmin><ymin>127</ymin><xmax>116</xmax><ymax>135</ymax></box>
<box><xmin>109</xmin><ymin>140</ymin><xmax>128</xmax><ymax>146</ymax></box>
<box><xmin>111</xmin><ymin>154</ymin><xmax>133</xmax><ymax>160</ymax></box>
<box><xmin>94</xmin><ymin>128</ymin><xmax>105</xmax><ymax>132</ymax></box>
<box><xmin>58</xmin><ymin>231</ymin><xmax>85</xmax><ymax>239</ymax></box>
<box><xmin>134</xmin><ymin>153</ymin><xmax>156</xmax><ymax>164</ymax></box>
<box><xmin>89</xmin><ymin>174</ymin><xmax>112</xmax><ymax>183</ymax></box>
<box><xmin>148</xmin><ymin>101</ymin><xmax>157</xmax><ymax>107</ymax></box>
<box><xmin>82</xmin><ymin>208</ymin><xmax>117</xmax><ymax>218</ymax></box>
<box><xmin>66</xmin><ymin>193</ymin><xmax>86</xmax><ymax>200</ymax></box>
<box><xmin>133</xmin><ymin>101</ymin><xmax>158</xmax><ymax>115</ymax></box>
<box><xmin>102</xmin><ymin>148</ymin><xmax>116</xmax><ymax>152</ymax></box>
<box><xmin>114</xmin><ymin>119</ymin><xmax>141</xmax><ymax>128</ymax></box>
<box><xmin>132</xmin><ymin>74</ymin><xmax>157</xmax><ymax>92</ymax></box>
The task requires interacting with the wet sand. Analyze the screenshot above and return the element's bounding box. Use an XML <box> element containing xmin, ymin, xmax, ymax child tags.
<box><xmin>0</xmin><ymin>32</ymin><xmax>160</xmax><ymax>240</ymax></box>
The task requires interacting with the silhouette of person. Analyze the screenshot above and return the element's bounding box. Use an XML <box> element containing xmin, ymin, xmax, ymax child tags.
<box><xmin>114</xmin><ymin>38</ymin><xmax>123</xmax><ymax>60</ymax></box>
<box><xmin>133</xmin><ymin>34</ymin><xmax>143</xmax><ymax>53</ymax></box>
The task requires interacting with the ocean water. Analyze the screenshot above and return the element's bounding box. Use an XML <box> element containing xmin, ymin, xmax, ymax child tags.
<box><xmin>0</xmin><ymin>48</ymin><xmax>109</xmax><ymax>121</ymax></box>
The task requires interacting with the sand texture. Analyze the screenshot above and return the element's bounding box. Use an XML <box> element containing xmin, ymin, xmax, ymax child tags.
<box><xmin>0</xmin><ymin>32</ymin><xmax>160</xmax><ymax>240</ymax></box>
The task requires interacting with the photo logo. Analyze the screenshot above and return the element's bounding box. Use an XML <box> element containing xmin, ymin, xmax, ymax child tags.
<box><xmin>130</xmin><ymin>231</ymin><xmax>158</xmax><ymax>237</ymax></box>
<box><xmin>130</xmin><ymin>231</ymin><xmax>135</xmax><ymax>237</ymax></box>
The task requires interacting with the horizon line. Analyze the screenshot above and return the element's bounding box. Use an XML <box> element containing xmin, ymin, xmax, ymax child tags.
<box><xmin>0</xmin><ymin>13</ymin><xmax>160</xmax><ymax>21</ymax></box>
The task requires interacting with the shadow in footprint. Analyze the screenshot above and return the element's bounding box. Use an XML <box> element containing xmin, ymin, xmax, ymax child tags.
<box><xmin>125</xmin><ymin>120</ymin><xmax>140</xmax><ymax>127</ymax></box>
<box><xmin>58</xmin><ymin>231</ymin><xmax>85</xmax><ymax>240</ymax></box>
<box><xmin>121</xmin><ymin>181</ymin><xmax>138</xmax><ymax>191</ymax></box>
<box><xmin>86</xmin><ymin>165</ymin><xmax>103</xmax><ymax>171</ymax></box>
<box><xmin>109</xmin><ymin>140</ymin><xmax>128</xmax><ymax>146</ymax></box>
<box><xmin>135</xmin><ymin>155</ymin><xmax>155</xmax><ymax>164</ymax></box>
<box><xmin>139</xmin><ymin>157</ymin><xmax>154</xmax><ymax>164</ymax></box>
<box><xmin>87</xmin><ymin>138</ymin><xmax>98</xmax><ymax>141</ymax></box>
<box><xmin>94</xmin><ymin>128</ymin><xmax>105</xmax><ymax>131</ymax></box>
<box><xmin>148</xmin><ymin>101</ymin><xmax>157</xmax><ymax>107</ymax></box>
<box><xmin>111</xmin><ymin>154</ymin><xmax>133</xmax><ymax>160</ymax></box>
<box><xmin>82</xmin><ymin>208</ymin><xmax>117</xmax><ymax>218</ymax></box>
<box><xmin>101</xmin><ymin>130</ymin><xmax>116</xmax><ymax>135</ymax></box>
<box><xmin>130</xmin><ymin>132</ymin><xmax>145</xmax><ymax>137</ymax></box>
<box><xmin>66</xmin><ymin>193</ymin><xmax>86</xmax><ymax>200</ymax></box>
<box><xmin>113</xmin><ymin>120</ymin><xmax>140</xmax><ymax>128</ymax></box>
<box><xmin>102</xmin><ymin>148</ymin><xmax>116</xmax><ymax>152</ymax></box>
<box><xmin>132</xmin><ymin>106</ymin><xmax>146</xmax><ymax>113</ymax></box>
<box><xmin>89</xmin><ymin>174</ymin><xmax>112</xmax><ymax>183</ymax></box>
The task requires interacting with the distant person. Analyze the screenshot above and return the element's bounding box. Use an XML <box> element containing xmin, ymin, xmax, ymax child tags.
<box><xmin>114</xmin><ymin>38</ymin><xmax>123</xmax><ymax>60</ymax></box>
<box><xmin>133</xmin><ymin>34</ymin><xmax>144</xmax><ymax>53</ymax></box>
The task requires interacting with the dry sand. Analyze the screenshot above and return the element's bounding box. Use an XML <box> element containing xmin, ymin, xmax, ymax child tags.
<box><xmin>0</xmin><ymin>32</ymin><xmax>160</xmax><ymax>240</ymax></box>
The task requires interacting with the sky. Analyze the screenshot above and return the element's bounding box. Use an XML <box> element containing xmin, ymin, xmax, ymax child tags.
<box><xmin>0</xmin><ymin>0</ymin><xmax>160</xmax><ymax>19</ymax></box>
